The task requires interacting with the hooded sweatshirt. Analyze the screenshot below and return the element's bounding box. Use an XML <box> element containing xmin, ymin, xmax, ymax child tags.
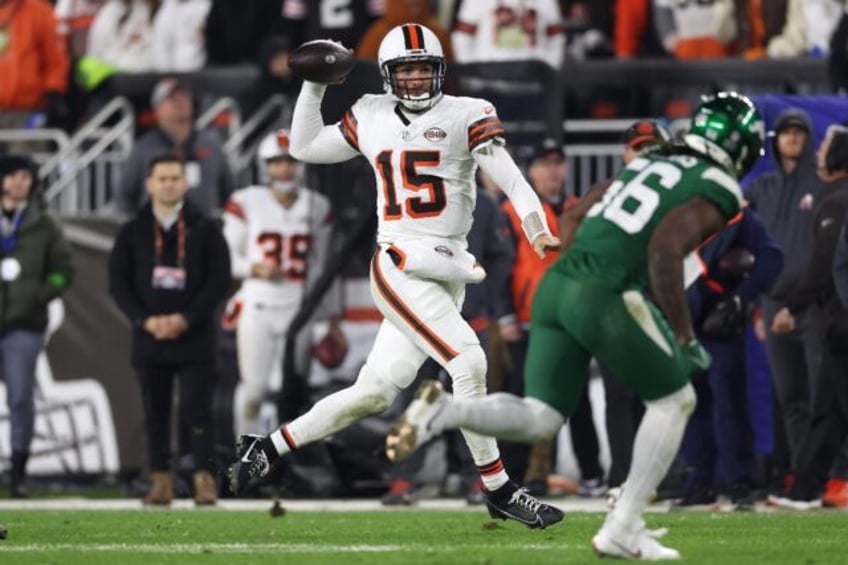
<box><xmin>0</xmin><ymin>157</ymin><xmax>74</xmax><ymax>333</ymax></box>
<box><xmin>745</xmin><ymin>108</ymin><xmax>825</xmax><ymax>302</ymax></box>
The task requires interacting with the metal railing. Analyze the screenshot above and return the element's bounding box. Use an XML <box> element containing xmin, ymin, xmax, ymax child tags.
<box><xmin>222</xmin><ymin>94</ymin><xmax>292</xmax><ymax>180</ymax></box>
<box><xmin>39</xmin><ymin>97</ymin><xmax>136</xmax><ymax>215</ymax></box>
<box><xmin>195</xmin><ymin>96</ymin><xmax>242</xmax><ymax>140</ymax></box>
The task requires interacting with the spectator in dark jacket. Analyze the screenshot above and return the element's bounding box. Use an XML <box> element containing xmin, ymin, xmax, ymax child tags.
<box><xmin>768</xmin><ymin>125</ymin><xmax>848</xmax><ymax>509</ymax></box>
<box><xmin>678</xmin><ymin>206</ymin><xmax>784</xmax><ymax>508</ymax></box>
<box><xmin>108</xmin><ymin>155</ymin><xmax>231</xmax><ymax>506</ymax></box>
<box><xmin>112</xmin><ymin>78</ymin><xmax>235</xmax><ymax>217</ymax></box>
<box><xmin>0</xmin><ymin>155</ymin><xmax>74</xmax><ymax>498</ymax></box>
<box><xmin>745</xmin><ymin>108</ymin><xmax>826</xmax><ymax>481</ymax></box>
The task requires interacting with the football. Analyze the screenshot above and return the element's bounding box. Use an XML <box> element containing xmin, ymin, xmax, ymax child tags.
<box><xmin>289</xmin><ymin>40</ymin><xmax>355</xmax><ymax>85</ymax></box>
<box><xmin>717</xmin><ymin>247</ymin><xmax>755</xmax><ymax>280</ymax></box>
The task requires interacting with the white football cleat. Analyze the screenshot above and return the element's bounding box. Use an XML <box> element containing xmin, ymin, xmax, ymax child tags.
<box><xmin>592</xmin><ymin>517</ymin><xmax>680</xmax><ymax>560</ymax></box>
<box><xmin>386</xmin><ymin>380</ymin><xmax>450</xmax><ymax>462</ymax></box>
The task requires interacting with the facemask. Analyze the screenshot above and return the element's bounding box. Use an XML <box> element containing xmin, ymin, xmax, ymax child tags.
<box><xmin>271</xmin><ymin>179</ymin><xmax>297</xmax><ymax>194</ymax></box>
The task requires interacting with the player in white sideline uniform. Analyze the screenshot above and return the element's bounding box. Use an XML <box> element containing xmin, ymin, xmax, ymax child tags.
<box><xmin>228</xmin><ymin>24</ymin><xmax>564</xmax><ymax>529</ymax></box>
<box><xmin>223</xmin><ymin>130</ymin><xmax>342</xmax><ymax>437</ymax></box>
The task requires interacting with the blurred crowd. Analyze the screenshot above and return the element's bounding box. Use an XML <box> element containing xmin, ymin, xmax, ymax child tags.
<box><xmin>2</xmin><ymin>0</ymin><xmax>848</xmax><ymax>512</ymax></box>
<box><xmin>3</xmin><ymin>0</ymin><xmax>848</xmax><ymax>135</ymax></box>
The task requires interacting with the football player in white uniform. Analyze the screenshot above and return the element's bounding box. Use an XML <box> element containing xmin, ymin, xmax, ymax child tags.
<box><xmin>223</xmin><ymin>130</ymin><xmax>342</xmax><ymax>437</ymax></box>
<box><xmin>229</xmin><ymin>24</ymin><xmax>563</xmax><ymax>529</ymax></box>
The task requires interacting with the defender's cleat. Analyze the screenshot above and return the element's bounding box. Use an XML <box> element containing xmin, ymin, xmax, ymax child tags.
<box><xmin>386</xmin><ymin>380</ymin><xmax>449</xmax><ymax>462</ymax></box>
<box><xmin>486</xmin><ymin>484</ymin><xmax>565</xmax><ymax>530</ymax></box>
<box><xmin>592</xmin><ymin>518</ymin><xmax>680</xmax><ymax>560</ymax></box>
<box><xmin>227</xmin><ymin>434</ymin><xmax>270</xmax><ymax>495</ymax></box>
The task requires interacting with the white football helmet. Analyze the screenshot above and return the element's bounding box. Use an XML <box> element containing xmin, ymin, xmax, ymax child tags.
<box><xmin>378</xmin><ymin>23</ymin><xmax>445</xmax><ymax>111</ymax></box>
<box><xmin>258</xmin><ymin>129</ymin><xmax>295</xmax><ymax>162</ymax></box>
<box><xmin>256</xmin><ymin>129</ymin><xmax>300</xmax><ymax>189</ymax></box>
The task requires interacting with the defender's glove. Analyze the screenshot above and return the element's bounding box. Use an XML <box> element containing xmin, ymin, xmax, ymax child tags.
<box><xmin>701</xmin><ymin>294</ymin><xmax>746</xmax><ymax>340</ymax></box>
<box><xmin>682</xmin><ymin>339</ymin><xmax>711</xmax><ymax>374</ymax></box>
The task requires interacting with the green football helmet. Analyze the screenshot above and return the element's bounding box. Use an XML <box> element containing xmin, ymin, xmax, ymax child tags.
<box><xmin>682</xmin><ymin>92</ymin><xmax>765</xmax><ymax>178</ymax></box>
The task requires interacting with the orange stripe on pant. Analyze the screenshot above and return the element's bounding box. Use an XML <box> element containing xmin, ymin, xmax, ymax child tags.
<box><xmin>371</xmin><ymin>250</ymin><xmax>459</xmax><ymax>362</ymax></box>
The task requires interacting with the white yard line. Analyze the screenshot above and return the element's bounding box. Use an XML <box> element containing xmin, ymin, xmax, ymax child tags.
<box><xmin>0</xmin><ymin>498</ymin><xmax>636</xmax><ymax>512</ymax></box>
<box><xmin>0</xmin><ymin>497</ymin><xmax>775</xmax><ymax>514</ymax></box>
<box><xmin>0</xmin><ymin>542</ymin><xmax>571</xmax><ymax>554</ymax></box>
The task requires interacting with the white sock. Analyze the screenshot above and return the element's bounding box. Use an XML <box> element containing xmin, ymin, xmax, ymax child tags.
<box><xmin>269</xmin><ymin>426</ymin><xmax>294</xmax><ymax>457</ymax></box>
<box><xmin>476</xmin><ymin>458</ymin><xmax>509</xmax><ymax>490</ymax></box>
<box><xmin>265</xmin><ymin>381</ymin><xmax>392</xmax><ymax>456</ymax></box>
<box><xmin>612</xmin><ymin>383</ymin><xmax>696</xmax><ymax>527</ymax></box>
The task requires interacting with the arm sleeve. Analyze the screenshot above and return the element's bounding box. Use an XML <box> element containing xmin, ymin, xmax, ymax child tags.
<box><xmin>222</xmin><ymin>196</ymin><xmax>250</xmax><ymax>279</ymax></box>
<box><xmin>474</xmin><ymin>145</ymin><xmax>552</xmax><ymax>243</ymax></box>
<box><xmin>108</xmin><ymin>224</ymin><xmax>147</xmax><ymax>327</ymax></box>
<box><xmin>834</xmin><ymin>220</ymin><xmax>848</xmax><ymax>307</ymax></box>
<box><xmin>181</xmin><ymin>222</ymin><xmax>232</xmax><ymax>328</ymax></box>
<box><xmin>289</xmin><ymin>82</ymin><xmax>361</xmax><ymax>164</ymax></box>
<box><xmin>731</xmin><ymin>210</ymin><xmax>784</xmax><ymax>303</ymax></box>
<box><xmin>784</xmin><ymin>200</ymin><xmax>847</xmax><ymax>314</ymax></box>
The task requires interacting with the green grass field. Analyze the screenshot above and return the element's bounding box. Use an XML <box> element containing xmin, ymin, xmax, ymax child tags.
<box><xmin>0</xmin><ymin>507</ymin><xmax>846</xmax><ymax>564</ymax></box>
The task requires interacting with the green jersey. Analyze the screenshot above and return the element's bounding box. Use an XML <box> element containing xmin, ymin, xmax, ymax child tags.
<box><xmin>555</xmin><ymin>153</ymin><xmax>742</xmax><ymax>291</ymax></box>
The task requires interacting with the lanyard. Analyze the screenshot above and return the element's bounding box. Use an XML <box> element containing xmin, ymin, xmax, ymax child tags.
<box><xmin>153</xmin><ymin>212</ymin><xmax>185</xmax><ymax>267</ymax></box>
<box><xmin>1</xmin><ymin>208</ymin><xmax>26</xmax><ymax>256</ymax></box>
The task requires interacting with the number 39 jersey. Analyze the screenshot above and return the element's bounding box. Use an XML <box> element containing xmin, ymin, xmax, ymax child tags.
<box><xmin>223</xmin><ymin>186</ymin><xmax>333</xmax><ymax>304</ymax></box>
<box><xmin>338</xmin><ymin>93</ymin><xmax>505</xmax><ymax>245</ymax></box>
<box><xmin>557</xmin><ymin>153</ymin><xmax>743</xmax><ymax>291</ymax></box>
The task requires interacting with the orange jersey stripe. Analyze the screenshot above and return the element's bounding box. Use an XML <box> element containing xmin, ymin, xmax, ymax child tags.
<box><xmin>468</xmin><ymin>117</ymin><xmax>501</xmax><ymax>137</ymax></box>
<box><xmin>469</xmin><ymin>128</ymin><xmax>505</xmax><ymax>151</ymax></box>
<box><xmin>339</xmin><ymin>110</ymin><xmax>359</xmax><ymax>150</ymax></box>
<box><xmin>371</xmin><ymin>252</ymin><xmax>458</xmax><ymax>362</ymax></box>
<box><xmin>224</xmin><ymin>200</ymin><xmax>245</xmax><ymax>219</ymax></box>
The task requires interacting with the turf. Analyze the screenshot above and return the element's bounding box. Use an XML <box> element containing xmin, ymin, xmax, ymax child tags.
<box><xmin>0</xmin><ymin>508</ymin><xmax>845</xmax><ymax>564</ymax></box>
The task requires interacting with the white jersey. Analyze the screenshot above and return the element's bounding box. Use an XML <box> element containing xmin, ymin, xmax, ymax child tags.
<box><xmin>452</xmin><ymin>0</ymin><xmax>565</xmax><ymax>69</ymax></box>
<box><xmin>339</xmin><ymin>94</ymin><xmax>505</xmax><ymax>246</ymax></box>
<box><xmin>223</xmin><ymin>186</ymin><xmax>333</xmax><ymax>306</ymax></box>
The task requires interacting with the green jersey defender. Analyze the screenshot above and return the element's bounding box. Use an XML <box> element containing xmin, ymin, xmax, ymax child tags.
<box><xmin>386</xmin><ymin>92</ymin><xmax>766</xmax><ymax>560</ymax></box>
<box><xmin>525</xmin><ymin>92</ymin><xmax>765</xmax><ymax>417</ymax></box>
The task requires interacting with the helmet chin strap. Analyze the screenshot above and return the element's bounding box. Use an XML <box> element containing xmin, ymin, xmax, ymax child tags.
<box><xmin>270</xmin><ymin>179</ymin><xmax>298</xmax><ymax>194</ymax></box>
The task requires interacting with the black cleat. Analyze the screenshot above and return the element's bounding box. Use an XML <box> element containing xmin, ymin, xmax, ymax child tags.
<box><xmin>227</xmin><ymin>434</ymin><xmax>271</xmax><ymax>495</ymax></box>
<box><xmin>485</xmin><ymin>482</ymin><xmax>565</xmax><ymax>529</ymax></box>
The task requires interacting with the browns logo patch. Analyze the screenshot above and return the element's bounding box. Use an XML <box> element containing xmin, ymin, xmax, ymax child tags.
<box><xmin>434</xmin><ymin>245</ymin><xmax>453</xmax><ymax>258</ymax></box>
<box><xmin>424</xmin><ymin>127</ymin><xmax>447</xmax><ymax>142</ymax></box>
